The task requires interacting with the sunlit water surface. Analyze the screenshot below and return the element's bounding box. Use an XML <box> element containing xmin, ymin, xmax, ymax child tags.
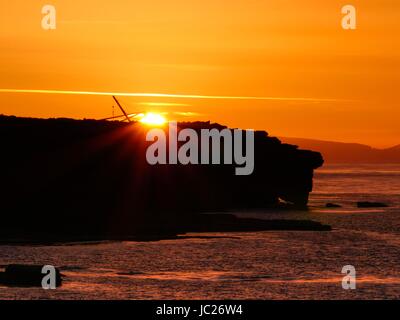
<box><xmin>1</xmin><ymin>164</ymin><xmax>400</xmax><ymax>299</ymax></box>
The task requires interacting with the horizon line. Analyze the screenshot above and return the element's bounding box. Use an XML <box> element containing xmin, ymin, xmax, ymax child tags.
<box><xmin>0</xmin><ymin>88</ymin><xmax>349</xmax><ymax>103</ymax></box>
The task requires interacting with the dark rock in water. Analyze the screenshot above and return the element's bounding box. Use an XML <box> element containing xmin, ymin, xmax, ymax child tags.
<box><xmin>0</xmin><ymin>265</ymin><xmax>62</xmax><ymax>287</ymax></box>
<box><xmin>0</xmin><ymin>115</ymin><xmax>325</xmax><ymax>241</ymax></box>
<box><xmin>357</xmin><ymin>201</ymin><xmax>388</xmax><ymax>208</ymax></box>
<box><xmin>326</xmin><ymin>203</ymin><xmax>342</xmax><ymax>208</ymax></box>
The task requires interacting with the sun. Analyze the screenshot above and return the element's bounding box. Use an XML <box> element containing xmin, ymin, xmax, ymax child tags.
<box><xmin>138</xmin><ymin>112</ymin><xmax>167</xmax><ymax>126</ymax></box>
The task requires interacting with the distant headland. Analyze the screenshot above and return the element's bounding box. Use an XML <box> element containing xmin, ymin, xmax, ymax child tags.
<box><xmin>280</xmin><ymin>137</ymin><xmax>400</xmax><ymax>164</ymax></box>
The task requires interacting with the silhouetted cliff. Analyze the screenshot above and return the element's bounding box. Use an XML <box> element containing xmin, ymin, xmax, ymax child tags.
<box><xmin>0</xmin><ymin>115</ymin><xmax>326</xmax><ymax>241</ymax></box>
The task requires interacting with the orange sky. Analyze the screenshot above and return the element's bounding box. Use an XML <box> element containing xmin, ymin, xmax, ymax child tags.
<box><xmin>0</xmin><ymin>0</ymin><xmax>399</xmax><ymax>147</ymax></box>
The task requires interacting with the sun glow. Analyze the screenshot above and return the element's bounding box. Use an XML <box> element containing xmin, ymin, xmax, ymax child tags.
<box><xmin>138</xmin><ymin>112</ymin><xmax>167</xmax><ymax>126</ymax></box>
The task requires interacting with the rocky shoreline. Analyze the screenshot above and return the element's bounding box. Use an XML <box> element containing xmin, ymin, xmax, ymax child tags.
<box><xmin>0</xmin><ymin>213</ymin><xmax>331</xmax><ymax>245</ymax></box>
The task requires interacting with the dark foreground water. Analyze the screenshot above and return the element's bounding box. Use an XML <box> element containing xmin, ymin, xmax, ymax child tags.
<box><xmin>1</xmin><ymin>164</ymin><xmax>400</xmax><ymax>299</ymax></box>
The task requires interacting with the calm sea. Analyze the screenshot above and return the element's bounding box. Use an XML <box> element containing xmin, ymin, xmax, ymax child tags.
<box><xmin>1</xmin><ymin>164</ymin><xmax>400</xmax><ymax>299</ymax></box>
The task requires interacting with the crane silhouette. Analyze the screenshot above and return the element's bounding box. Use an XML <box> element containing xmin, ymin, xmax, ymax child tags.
<box><xmin>100</xmin><ymin>96</ymin><xmax>143</xmax><ymax>122</ymax></box>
